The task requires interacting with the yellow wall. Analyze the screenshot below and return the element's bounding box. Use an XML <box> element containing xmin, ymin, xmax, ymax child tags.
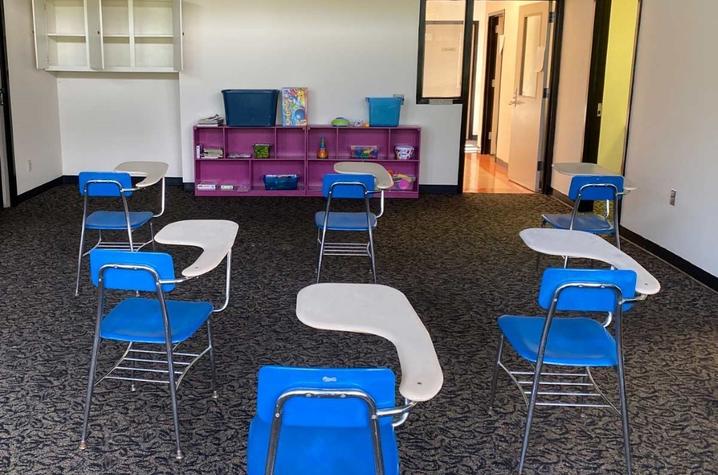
<box><xmin>597</xmin><ymin>0</ymin><xmax>640</xmax><ymax>173</ymax></box>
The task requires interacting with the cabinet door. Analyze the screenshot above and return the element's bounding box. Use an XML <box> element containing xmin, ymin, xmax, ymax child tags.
<box><xmin>32</xmin><ymin>0</ymin><xmax>49</xmax><ymax>69</ymax></box>
<box><xmin>172</xmin><ymin>0</ymin><xmax>183</xmax><ymax>71</ymax></box>
<box><xmin>86</xmin><ymin>0</ymin><xmax>104</xmax><ymax>69</ymax></box>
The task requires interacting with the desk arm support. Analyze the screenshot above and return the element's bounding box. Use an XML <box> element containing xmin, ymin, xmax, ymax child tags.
<box><xmin>153</xmin><ymin>178</ymin><xmax>166</xmax><ymax>218</ymax></box>
<box><xmin>213</xmin><ymin>251</ymin><xmax>231</xmax><ymax>313</ymax></box>
<box><xmin>376</xmin><ymin>399</ymin><xmax>417</xmax><ymax>428</ymax></box>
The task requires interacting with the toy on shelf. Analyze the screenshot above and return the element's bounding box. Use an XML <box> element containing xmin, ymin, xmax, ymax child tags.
<box><xmin>330</xmin><ymin>117</ymin><xmax>350</xmax><ymax>127</ymax></box>
<box><xmin>281</xmin><ymin>87</ymin><xmax>308</xmax><ymax>126</ymax></box>
<box><xmin>317</xmin><ymin>136</ymin><xmax>329</xmax><ymax>159</ymax></box>
<box><xmin>393</xmin><ymin>173</ymin><xmax>416</xmax><ymax>190</ymax></box>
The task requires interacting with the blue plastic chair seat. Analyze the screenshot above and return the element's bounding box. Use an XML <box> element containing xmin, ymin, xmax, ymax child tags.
<box><xmin>315</xmin><ymin>211</ymin><xmax>377</xmax><ymax>231</ymax></box>
<box><xmin>248</xmin><ymin>417</ymin><xmax>398</xmax><ymax>475</ymax></box>
<box><xmin>85</xmin><ymin>211</ymin><xmax>153</xmax><ymax>231</ymax></box>
<box><xmin>542</xmin><ymin>213</ymin><xmax>614</xmax><ymax>234</ymax></box>
<box><xmin>497</xmin><ymin>315</ymin><xmax>618</xmax><ymax>367</ymax></box>
<box><xmin>100</xmin><ymin>297</ymin><xmax>213</xmax><ymax>344</ymax></box>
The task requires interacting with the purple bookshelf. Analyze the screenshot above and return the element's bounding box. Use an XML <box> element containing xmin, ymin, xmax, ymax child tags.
<box><xmin>194</xmin><ymin>125</ymin><xmax>421</xmax><ymax>198</ymax></box>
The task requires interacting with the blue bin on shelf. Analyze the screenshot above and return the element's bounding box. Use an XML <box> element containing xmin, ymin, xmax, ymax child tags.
<box><xmin>222</xmin><ymin>89</ymin><xmax>279</xmax><ymax>127</ymax></box>
<box><xmin>263</xmin><ymin>174</ymin><xmax>299</xmax><ymax>191</ymax></box>
<box><xmin>367</xmin><ymin>96</ymin><xmax>404</xmax><ymax>127</ymax></box>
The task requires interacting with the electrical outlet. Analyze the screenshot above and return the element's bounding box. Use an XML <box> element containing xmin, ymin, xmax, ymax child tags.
<box><xmin>669</xmin><ymin>189</ymin><xmax>676</xmax><ymax>206</ymax></box>
<box><xmin>27</xmin><ymin>160</ymin><xmax>32</xmax><ymax>172</ymax></box>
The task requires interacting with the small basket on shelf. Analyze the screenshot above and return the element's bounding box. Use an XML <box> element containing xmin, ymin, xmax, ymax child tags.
<box><xmin>263</xmin><ymin>174</ymin><xmax>299</xmax><ymax>190</ymax></box>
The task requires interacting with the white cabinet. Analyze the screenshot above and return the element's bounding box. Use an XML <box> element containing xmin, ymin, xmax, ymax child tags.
<box><xmin>32</xmin><ymin>0</ymin><xmax>183</xmax><ymax>72</ymax></box>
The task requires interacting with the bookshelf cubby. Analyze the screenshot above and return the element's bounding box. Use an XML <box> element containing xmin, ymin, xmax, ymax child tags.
<box><xmin>33</xmin><ymin>0</ymin><xmax>183</xmax><ymax>73</ymax></box>
<box><xmin>195</xmin><ymin>126</ymin><xmax>421</xmax><ymax>198</ymax></box>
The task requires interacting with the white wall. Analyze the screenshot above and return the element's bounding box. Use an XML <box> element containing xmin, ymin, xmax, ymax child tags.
<box><xmin>57</xmin><ymin>74</ymin><xmax>182</xmax><ymax>177</ymax></box>
<box><xmin>622</xmin><ymin>0</ymin><xmax>718</xmax><ymax>276</ymax></box>
<box><xmin>179</xmin><ymin>0</ymin><xmax>462</xmax><ymax>185</ymax></box>
<box><xmin>5</xmin><ymin>0</ymin><xmax>62</xmax><ymax>195</ymax></box>
<box><xmin>550</xmin><ymin>0</ymin><xmax>595</xmax><ymax>195</ymax></box>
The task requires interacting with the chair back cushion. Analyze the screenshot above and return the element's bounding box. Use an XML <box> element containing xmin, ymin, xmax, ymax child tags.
<box><xmin>568</xmin><ymin>175</ymin><xmax>624</xmax><ymax>201</ymax></box>
<box><xmin>255</xmin><ymin>366</ymin><xmax>395</xmax><ymax>428</ymax></box>
<box><xmin>90</xmin><ymin>249</ymin><xmax>175</xmax><ymax>292</ymax></box>
<box><xmin>322</xmin><ymin>174</ymin><xmax>376</xmax><ymax>199</ymax></box>
<box><xmin>538</xmin><ymin>268</ymin><xmax>637</xmax><ymax>313</ymax></box>
<box><xmin>79</xmin><ymin>171</ymin><xmax>133</xmax><ymax>197</ymax></box>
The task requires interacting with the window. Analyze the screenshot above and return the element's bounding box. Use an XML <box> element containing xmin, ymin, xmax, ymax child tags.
<box><xmin>417</xmin><ymin>0</ymin><xmax>470</xmax><ymax>103</ymax></box>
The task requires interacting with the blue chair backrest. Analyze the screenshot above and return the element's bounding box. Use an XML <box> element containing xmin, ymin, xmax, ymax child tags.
<box><xmin>90</xmin><ymin>249</ymin><xmax>175</xmax><ymax>292</ymax></box>
<box><xmin>255</xmin><ymin>366</ymin><xmax>395</xmax><ymax>428</ymax></box>
<box><xmin>79</xmin><ymin>171</ymin><xmax>133</xmax><ymax>197</ymax></box>
<box><xmin>538</xmin><ymin>268</ymin><xmax>637</xmax><ymax>313</ymax></box>
<box><xmin>322</xmin><ymin>174</ymin><xmax>376</xmax><ymax>199</ymax></box>
<box><xmin>568</xmin><ymin>175</ymin><xmax>624</xmax><ymax>201</ymax></box>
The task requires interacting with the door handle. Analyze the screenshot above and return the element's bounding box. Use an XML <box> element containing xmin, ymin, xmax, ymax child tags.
<box><xmin>509</xmin><ymin>90</ymin><xmax>523</xmax><ymax>106</ymax></box>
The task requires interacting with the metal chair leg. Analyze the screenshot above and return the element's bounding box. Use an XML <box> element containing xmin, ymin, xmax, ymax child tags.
<box><xmin>488</xmin><ymin>335</ymin><xmax>504</xmax><ymax>409</ymax></box>
<box><xmin>75</xmin><ymin>227</ymin><xmax>87</xmax><ymax>297</ymax></box>
<box><xmin>164</xmin><ymin>340</ymin><xmax>183</xmax><ymax>460</ymax></box>
<box><xmin>150</xmin><ymin>221</ymin><xmax>156</xmax><ymax>251</ymax></box>
<box><xmin>536</xmin><ymin>219</ymin><xmax>546</xmax><ymax>274</ymax></box>
<box><xmin>518</xmin><ymin>356</ymin><xmax>545</xmax><ymax>474</ymax></box>
<box><xmin>367</xmin><ymin>227</ymin><xmax>377</xmax><ymax>284</ymax></box>
<box><xmin>207</xmin><ymin>320</ymin><xmax>218</xmax><ymax>400</ymax></box>
<box><xmin>613</xmin><ymin>208</ymin><xmax>622</xmax><ymax>250</ymax></box>
<box><xmin>617</xmin><ymin>358</ymin><xmax>632</xmax><ymax>474</ymax></box>
<box><xmin>129</xmin><ymin>342</ymin><xmax>136</xmax><ymax>392</ymax></box>
<box><xmin>316</xmin><ymin>227</ymin><xmax>328</xmax><ymax>284</ymax></box>
<box><xmin>79</xmin><ymin>324</ymin><xmax>102</xmax><ymax>449</ymax></box>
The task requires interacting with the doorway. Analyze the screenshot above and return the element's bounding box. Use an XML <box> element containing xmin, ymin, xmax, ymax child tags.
<box><xmin>0</xmin><ymin>1</ymin><xmax>15</xmax><ymax>208</ymax></box>
<box><xmin>480</xmin><ymin>12</ymin><xmax>504</xmax><ymax>156</ymax></box>
<box><xmin>583</xmin><ymin>0</ymin><xmax>639</xmax><ymax>174</ymax></box>
<box><xmin>462</xmin><ymin>0</ymin><xmax>557</xmax><ymax>194</ymax></box>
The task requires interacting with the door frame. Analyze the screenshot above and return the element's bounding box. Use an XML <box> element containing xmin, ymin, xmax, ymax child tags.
<box><xmin>466</xmin><ymin>20</ymin><xmax>479</xmax><ymax>141</ymax></box>
<box><xmin>0</xmin><ymin>1</ymin><xmax>17</xmax><ymax>207</ymax></box>
<box><xmin>582</xmin><ymin>0</ymin><xmax>612</xmax><ymax>165</ymax></box>
<box><xmin>458</xmin><ymin>0</ymin><xmax>565</xmax><ymax>194</ymax></box>
<box><xmin>479</xmin><ymin>11</ymin><xmax>504</xmax><ymax>154</ymax></box>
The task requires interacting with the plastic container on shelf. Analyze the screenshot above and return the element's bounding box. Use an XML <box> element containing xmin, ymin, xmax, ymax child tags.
<box><xmin>394</xmin><ymin>144</ymin><xmax>415</xmax><ymax>160</ymax></box>
<box><xmin>366</xmin><ymin>96</ymin><xmax>404</xmax><ymax>127</ymax></box>
<box><xmin>263</xmin><ymin>174</ymin><xmax>299</xmax><ymax>190</ymax></box>
<box><xmin>350</xmin><ymin>145</ymin><xmax>379</xmax><ymax>159</ymax></box>
<box><xmin>222</xmin><ymin>89</ymin><xmax>279</xmax><ymax>127</ymax></box>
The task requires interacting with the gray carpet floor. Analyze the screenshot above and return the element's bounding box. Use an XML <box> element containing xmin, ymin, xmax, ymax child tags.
<box><xmin>0</xmin><ymin>185</ymin><xmax>716</xmax><ymax>474</ymax></box>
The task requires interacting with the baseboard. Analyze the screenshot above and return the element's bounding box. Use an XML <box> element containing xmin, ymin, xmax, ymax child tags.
<box><xmin>420</xmin><ymin>184</ymin><xmax>459</xmax><ymax>195</ymax></box>
<box><xmin>61</xmin><ymin>175</ymin><xmax>183</xmax><ymax>186</ymax></box>
<box><xmin>14</xmin><ymin>176</ymin><xmax>64</xmax><ymax>205</ymax></box>
<box><xmin>620</xmin><ymin>226</ymin><xmax>718</xmax><ymax>291</ymax></box>
<box><xmin>12</xmin><ymin>175</ymin><xmax>184</xmax><ymax>206</ymax></box>
<box><xmin>494</xmin><ymin>156</ymin><xmax>509</xmax><ymax>170</ymax></box>
<box><xmin>549</xmin><ymin>188</ymin><xmax>573</xmax><ymax>207</ymax></box>
<box><xmin>184</xmin><ymin>182</ymin><xmax>194</xmax><ymax>192</ymax></box>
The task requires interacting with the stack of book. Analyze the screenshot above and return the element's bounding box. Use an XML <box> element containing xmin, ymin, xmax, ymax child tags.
<box><xmin>197</xmin><ymin>114</ymin><xmax>224</xmax><ymax>127</ymax></box>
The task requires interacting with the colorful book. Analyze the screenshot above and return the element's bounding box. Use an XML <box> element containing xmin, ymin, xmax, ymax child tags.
<box><xmin>281</xmin><ymin>87</ymin><xmax>308</xmax><ymax>126</ymax></box>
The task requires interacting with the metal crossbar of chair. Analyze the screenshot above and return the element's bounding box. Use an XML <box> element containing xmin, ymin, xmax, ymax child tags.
<box><xmin>320</xmin><ymin>242</ymin><xmax>372</xmax><ymax>257</ymax></box>
<box><xmin>96</xmin><ymin>343</ymin><xmax>211</xmax><ymax>388</ymax></box>
<box><xmin>498</xmin><ymin>361</ymin><xmax>619</xmax><ymax>414</ymax></box>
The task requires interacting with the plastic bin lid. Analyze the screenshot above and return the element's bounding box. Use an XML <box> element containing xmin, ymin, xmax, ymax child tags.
<box><xmin>222</xmin><ymin>89</ymin><xmax>279</xmax><ymax>93</ymax></box>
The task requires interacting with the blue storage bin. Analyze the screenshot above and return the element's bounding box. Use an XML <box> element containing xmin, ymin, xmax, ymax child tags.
<box><xmin>367</xmin><ymin>96</ymin><xmax>404</xmax><ymax>127</ymax></box>
<box><xmin>263</xmin><ymin>174</ymin><xmax>299</xmax><ymax>190</ymax></box>
<box><xmin>222</xmin><ymin>89</ymin><xmax>279</xmax><ymax>127</ymax></box>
